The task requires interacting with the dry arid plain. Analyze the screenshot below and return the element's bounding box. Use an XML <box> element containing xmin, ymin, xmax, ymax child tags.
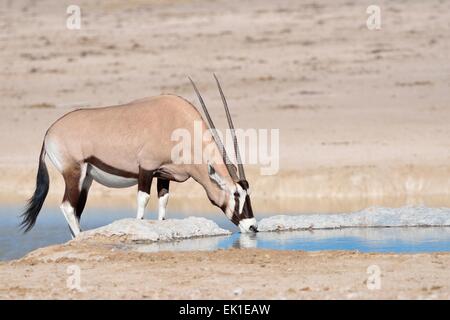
<box><xmin>0</xmin><ymin>0</ymin><xmax>449</xmax><ymax>299</ymax></box>
<box><xmin>1</xmin><ymin>244</ymin><xmax>449</xmax><ymax>299</ymax></box>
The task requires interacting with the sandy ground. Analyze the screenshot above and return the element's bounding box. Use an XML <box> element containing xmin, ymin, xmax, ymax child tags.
<box><xmin>0</xmin><ymin>243</ymin><xmax>449</xmax><ymax>299</ymax></box>
<box><xmin>1</xmin><ymin>0</ymin><xmax>450</xmax><ymax>300</ymax></box>
<box><xmin>1</xmin><ymin>0</ymin><xmax>450</xmax><ymax>213</ymax></box>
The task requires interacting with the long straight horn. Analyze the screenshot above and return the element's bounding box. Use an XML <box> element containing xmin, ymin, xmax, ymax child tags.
<box><xmin>213</xmin><ymin>74</ymin><xmax>246</xmax><ymax>181</ymax></box>
<box><xmin>188</xmin><ymin>77</ymin><xmax>239</xmax><ymax>182</ymax></box>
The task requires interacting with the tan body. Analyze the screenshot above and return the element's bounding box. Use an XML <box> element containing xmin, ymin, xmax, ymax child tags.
<box><xmin>48</xmin><ymin>95</ymin><xmax>229</xmax><ymax>179</ymax></box>
<box><xmin>47</xmin><ymin>96</ymin><xmax>217</xmax><ymax>181</ymax></box>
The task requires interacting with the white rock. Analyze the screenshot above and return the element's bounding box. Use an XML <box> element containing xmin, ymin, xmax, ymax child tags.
<box><xmin>258</xmin><ymin>206</ymin><xmax>450</xmax><ymax>232</ymax></box>
<box><xmin>76</xmin><ymin>217</ymin><xmax>231</xmax><ymax>243</ymax></box>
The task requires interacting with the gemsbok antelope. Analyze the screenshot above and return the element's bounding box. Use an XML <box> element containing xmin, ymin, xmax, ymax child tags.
<box><xmin>20</xmin><ymin>75</ymin><xmax>257</xmax><ymax>237</ymax></box>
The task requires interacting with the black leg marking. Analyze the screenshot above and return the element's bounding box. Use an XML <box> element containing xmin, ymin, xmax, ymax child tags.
<box><xmin>61</xmin><ymin>164</ymin><xmax>83</xmax><ymax>236</ymax></box>
<box><xmin>62</xmin><ymin>165</ymin><xmax>82</xmax><ymax>210</ymax></box>
<box><xmin>138</xmin><ymin>167</ymin><xmax>154</xmax><ymax>194</ymax></box>
<box><xmin>76</xmin><ymin>175</ymin><xmax>93</xmax><ymax>222</ymax></box>
<box><xmin>157</xmin><ymin>179</ymin><xmax>170</xmax><ymax>198</ymax></box>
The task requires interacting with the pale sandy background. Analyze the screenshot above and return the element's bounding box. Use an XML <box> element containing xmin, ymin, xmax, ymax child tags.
<box><xmin>1</xmin><ymin>0</ymin><xmax>449</xmax><ymax>214</ymax></box>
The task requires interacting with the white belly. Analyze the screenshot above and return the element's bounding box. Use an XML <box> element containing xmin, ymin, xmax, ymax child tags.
<box><xmin>88</xmin><ymin>165</ymin><xmax>138</xmax><ymax>188</ymax></box>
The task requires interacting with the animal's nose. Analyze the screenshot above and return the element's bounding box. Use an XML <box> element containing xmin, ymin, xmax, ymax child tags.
<box><xmin>249</xmin><ymin>225</ymin><xmax>258</xmax><ymax>233</ymax></box>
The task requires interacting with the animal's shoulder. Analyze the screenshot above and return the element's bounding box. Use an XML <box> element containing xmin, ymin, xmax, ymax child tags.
<box><xmin>131</xmin><ymin>94</ymin><xmax>202</xmax><ymax>117</ymax></box>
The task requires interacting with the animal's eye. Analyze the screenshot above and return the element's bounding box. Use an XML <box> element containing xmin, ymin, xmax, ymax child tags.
<box><xmin>233</xmin><ymin>191</ymin><xmax>239</xmax><ymax>198</ymax></box>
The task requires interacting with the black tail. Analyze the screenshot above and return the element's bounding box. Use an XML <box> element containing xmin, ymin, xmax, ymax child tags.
<box><xmin>20</xmin><ymin>143</ymin><xmax>49</xmax><ymax>232</ymax></box>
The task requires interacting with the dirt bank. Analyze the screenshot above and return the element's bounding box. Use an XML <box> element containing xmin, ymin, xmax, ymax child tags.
<box><xmin>0</xmin><ymin>242</ymin><xmax>448</xmax><ymax>299</ymax></box>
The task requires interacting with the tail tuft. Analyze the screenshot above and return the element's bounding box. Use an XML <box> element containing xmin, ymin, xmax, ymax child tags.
<box><xmin>20</xmin><ymin>144</ymin><xmax>49</xmax><ymax>232</ymax></box>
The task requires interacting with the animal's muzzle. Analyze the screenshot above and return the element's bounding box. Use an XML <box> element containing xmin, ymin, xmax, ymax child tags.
<box><xmin>238</xmin><ymin>218</ymin><xmax>258</xmax><ymax>233</ymax></box>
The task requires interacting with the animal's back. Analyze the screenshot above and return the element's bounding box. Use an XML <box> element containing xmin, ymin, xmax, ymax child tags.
<box><xmin>45</xmin><ymin>94</ymin><xmax>204</xmax><ymax>173</ymax></box>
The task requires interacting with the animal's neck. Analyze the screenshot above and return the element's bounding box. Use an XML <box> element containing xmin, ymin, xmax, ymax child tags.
<box><xmin>189</xmin><ymin>163</ymin><xmax>231</xmax><ymax>213</ymax></box>
<box><xmin>185</xmin><ymin>127</ymin><xmax>234</xmax><ymax>215</ymax></box>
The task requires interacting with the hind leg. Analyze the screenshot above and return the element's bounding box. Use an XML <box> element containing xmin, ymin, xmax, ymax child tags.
<box><xmin>76</xmin><ymin>164</ymin><xmax>93</xmax><ymax>223</ymax></box>
<box><xmin>157</xmin><ymin>179</ymin><xmax>170</xmax><ymax>221</ymax></box>
<box><xmin>61</xmin><ymin>201</ymin><xmax>79</xmax><ymax>238</ymax></box>
<box><xmin>61</xmin><ymin>164</ymin><xmax>89</xmax><ymax>238</ymax></box>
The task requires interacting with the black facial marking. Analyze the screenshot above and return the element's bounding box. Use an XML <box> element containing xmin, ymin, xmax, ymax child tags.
<box><xmin>237</xmin><ymin>179</ymin><xmax>249</xmax><ymax>190</ymax></box>
<box><xmin>234</xmin><ymin>191</ymin><xmax>240</xmax><ymax>218</ymax></box>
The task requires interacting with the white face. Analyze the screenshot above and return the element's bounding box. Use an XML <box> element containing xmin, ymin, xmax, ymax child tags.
<box><xmin>229</xmin><ymin>184</ymin><xmax>247</xmax><ymax>216</ymax></box>
<box><xmin>220</xmin><ymin>184</ymin><xmax>244</xmax><ymax>220</ymax></box>
<box><xmin>207</xmin><ymin>162</ymin><xmax>257</xmax><ymax>232</ymax></box>
<box><xmin>238</xmin><ymin>217</ymin><xmax>258</xmax><ymax>233</ymax></box>
<box><xmin>228</xmin><ymin>185</ymin><xmax>258</xmax><ymax>233</ymax></box>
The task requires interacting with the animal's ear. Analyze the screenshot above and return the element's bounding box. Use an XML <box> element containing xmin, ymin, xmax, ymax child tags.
<box><xmin>208</xmin><ymin>162</ymin><xmax>227</xmax><ymax>190</ymax></box>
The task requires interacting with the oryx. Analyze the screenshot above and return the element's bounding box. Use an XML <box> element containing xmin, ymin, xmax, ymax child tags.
<box><xmin>20</xmin><ymin>75</ymin><xmax>257</xmax><ymax>237</ymax></box>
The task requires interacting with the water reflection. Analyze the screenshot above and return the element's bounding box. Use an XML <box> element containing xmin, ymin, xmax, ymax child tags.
<box><xmin>130</xmin><ymin>227</ymin><xmax>450</xmax><ymax>254</ymax></box>
<box><xmin>122</xmin><ymin>235</ymin><xmax>231</xmax><ymax>253</ymax></box>
<box><xmin>232</xmin><ymin>233</ymin><xmax>258</xmax><ymax>249</ymax></box>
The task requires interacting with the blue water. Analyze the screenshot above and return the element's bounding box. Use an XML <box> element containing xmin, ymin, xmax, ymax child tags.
<box><xmin>1</xmin><ymin>205</ymin><xmax>449</xmax><ymax>261</ymax></box>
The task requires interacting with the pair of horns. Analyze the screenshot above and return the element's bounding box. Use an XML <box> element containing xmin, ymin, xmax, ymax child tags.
<box><xmin>189</xmin><ymin>74</ymin><xmax>246</xmax><ymax>183</ymax></box>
